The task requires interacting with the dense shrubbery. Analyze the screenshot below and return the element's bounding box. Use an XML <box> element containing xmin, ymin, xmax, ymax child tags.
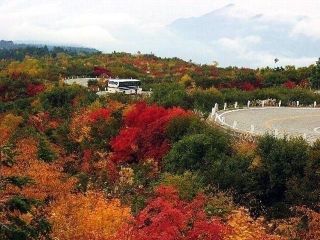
<box><xmin>150</xmin><ymin>83</ymin><xmax>191</xmax><ymax>108</ymax></box>
<box><xmin>2</xmin><ymin>94</ymin><xmax>319</xmax><ymax>240</ymax></box>
<box><xmin>165</xmin><ymin>129</ymin><xmax>230</xmax><ymax>174</ymax></box>
<box><xmin>151</xmin><ymin>83</ymin><xmax>320</xmax><ymax>113</ymax></box>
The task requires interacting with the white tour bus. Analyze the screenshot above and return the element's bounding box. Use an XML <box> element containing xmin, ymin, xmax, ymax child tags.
<box><xmin>107</xmin><ymin>79</ymin><xmax>142</xmax><ymax>94</ymax></box>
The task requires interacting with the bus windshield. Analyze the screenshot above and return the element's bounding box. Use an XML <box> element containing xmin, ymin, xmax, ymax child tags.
<box><xmin>108</xmin><ymin>81</ymin><xmax>119</xmax><ymax>85</ymax></box>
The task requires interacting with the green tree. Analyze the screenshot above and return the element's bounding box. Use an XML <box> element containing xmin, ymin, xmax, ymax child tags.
<box><xmin>311</xmin><ymin>58</ymin><xmax>320</xmax><ymax>89</ymax></box>
<box><xmin>164</xmin><ymin>129</ymin><xmax>230</xmax><ymax>174</ymax></box>
<box><xmin>151</xmin><ymin>83</ymin><xmax>190</xmax><ymax>108</ymax></box>
<box><xmin>262</xmin><ymin>72</ymin><xmax>286</xmax><ymax>87</ymax></box>
<box><xmin>191</xmin><ymin>88</ymin><xmax>224</xmax><ymax>114</ymax></box>
<box><xmin>165</xmin><ymin>115</ymin><xmax>207</xmax><ymax>142</ymax></box>
<box><xmin>37</xmin><ymin>138</ymin><xmax>56</xmax><ymax>162</ymax></box>
<box><xmin>160</xmin><ymin>171</ymin><xmax>204</xmax><ymax>201</ymax></box>
<box><xmin>256</xmin><ymin>135</ymin><xmax>309</xmax><ymax>217</ymax></box>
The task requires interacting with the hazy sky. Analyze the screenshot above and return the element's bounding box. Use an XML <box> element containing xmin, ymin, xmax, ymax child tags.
<box><xmin>1</xmin><ymin>0</ymin><xmax>320</xmax><ymax>67</ymax></box>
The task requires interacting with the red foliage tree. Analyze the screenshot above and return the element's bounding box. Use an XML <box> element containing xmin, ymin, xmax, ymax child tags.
<box><xmin>81</xmin><ymin>149</ymin><xmax>92</xmax><ymax>172</ymax></box>
<box><xmin>298</xmin><ymin>79</ymin><xmax>310</xmax><ymax>88</ymax></box>
<box><xmin>109</xmin><ymin>127</ymin><xmax>140</xmax><ymax>161</ymax></box>
<box><xmin>29</xmin><ymin>112</ymin><xmax>59</xmax><ymax>133</ymax></box>
<box><xmin>283</xmin><ymin>80</ymin><xmax>296</xmax><ymax>89</ymax></box>
<box><xmin>110</xmin><ymin>102</ymin><xmax>188</xmax><ymax>164</ymax></box>
<box><xmin>87</xmin><ymin>108</ymin><xmax>111</xmax><ymax>123</ymax></box>
<box><xmin>26</xmin><ymin>83</ymin><xmax>45</xmax><ymax>96</ymax></box>
<box><xmin>116</xmin><ymin>186</ymin><xmax>227</xmax><ymax>240</ymax></box>
<box><xmin>93</xmin><ymin>66</ymin><xmax>112</xmax><ymax>77</ymax></box>
<box><xmin>240</xmin><ymin>82</ymin><xmax>256</xmax><ymax>91</ymax></box>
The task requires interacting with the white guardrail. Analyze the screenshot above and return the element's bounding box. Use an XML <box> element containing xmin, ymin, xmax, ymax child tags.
<box><xmin>210</xmin><ymin>100</ymin><xmax>318</xmax><ymax>140</ymax></box>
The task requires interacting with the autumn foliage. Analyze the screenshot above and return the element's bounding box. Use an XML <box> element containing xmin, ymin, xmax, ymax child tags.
<box><xmin>283</xmin><ymin>80</ymin><xmax>296</xmax><ymax>89</ymax></box>
<box><xmin>29</xmin><ymin>112</ymin><xmax>59</xmax><ymax>133</ymax></box>
<box><xmin>26</xmin><ymin>83</ymin><xmax>45</xmax><ymax>96</ymax></box>
<box><xmin>226</xmin><ymin>208</ymin><xmax>283</xmax><ymax>240</ymax></box>
<box><xmin>69</xmin><ymin>106</ymin><xmax>112</xmax><ymax>143</ymax></box>
<box><xmin>0</xmin><ymin>113</ymin><xmax>23</xmax><ymax>146</ymax></box>
<box><xmin>2</xmin><ymin>50</ymin><xmax>320</xmax><ymax>240</ymax></box>
<box><xmin>1</xmin><ymin>138</ymin><xmax>75</xmax><ymax>201</ymax></box>
<box><xmin>87</xmin><ymin>108</ymin><xmax>110</xmax><ymax>122</ymax></box>
<box><xmin>110</xmin><ymin>102</ymin><xmax>188</xmax><ymax>164</ymax></box>
<box><xmin>117</xmin><ymin>186</ymin><xmax>227</xmax><ymax>240</ymax></box>
<box><xmin>49</xmin><ymin>192</ymin><xmax>131</xmax><ymax>240</ymax></box>
<box><xmin>294</xmin><ymin>207</ymin><xmax>320</xmax><ymax>240</ymax></box>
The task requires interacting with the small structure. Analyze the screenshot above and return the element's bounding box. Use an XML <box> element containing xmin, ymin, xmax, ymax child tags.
<box><xmin>223</xmin><ymin>103</ymin><xmax>227</xmax><ymax>110</ymax></box>
<box><xmin>234</xmin><ymin>102</ymin><xmax>238</xmax><ymax>109</ymax></box>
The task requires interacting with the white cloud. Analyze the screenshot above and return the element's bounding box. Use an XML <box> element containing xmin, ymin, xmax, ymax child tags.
<box><xmin>214</xmin><ymin>36</ymin><xmax>316</xmax><ymax>67</ymax></box>
<box><xmin>217</xmin><ymin>36</ymin><xmax>261</xmax><ymax>51</ymax></box>
<box><xmin>0</xmin><ymin>0</ymin><xmax>319</xmax><ymax>66</ymax></box>
<box><xmin>291</xmin><ymin>18</ymin><xmax>320</xmax><ymax>39</ymax></box>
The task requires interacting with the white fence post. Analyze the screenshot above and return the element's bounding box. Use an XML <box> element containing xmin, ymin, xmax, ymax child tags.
<box><xmin>214</xmin><ymin>103</ymin><xmax>218</xmax><ymax>111</ymax></box>
<box><xmin>224</xmin><ymin>103</ymin><xmax>227</xmax><ymax>110</ymax></box>
<box><xmin>234</xmin><ymin>102</ymin><xmax>238</xmax><ymax>109</ymax></box>
<box><xmin>211</xmin><ymin>107</ymin><xmax>216</xmax><ymax>117</ymax></box>
<box><xmin>247</xmin><ymin>100</ymin><xmax>251</xmax><ymax>108</ymax></box>
<box><xmin>278</xmin><ymin>100</ymin><xmax>282</xmax><ymax>107</ymax></box>
<box><xmin>314</xmin><ymin>101</ymin><xmax>317</xmax><ymax>108</ymax></box>
<box><xmin>262</xmin><ymin>100</ymin><xmax>265</xmax><ymax>108</ymax></box>
<box><xmin>297</xmin><ymin>101</ymin><xmax>299</xmax><ymax>107</ymax></box>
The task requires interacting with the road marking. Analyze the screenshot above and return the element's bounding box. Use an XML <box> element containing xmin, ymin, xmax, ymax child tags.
<box><xmin>263</xmin><ymin>114</ymin><xmax>320</xmax><ymax>129</ymax></box>
<box><xmin>215</xmin><ymin>108</ymin><xmax>320</xmax><ymax>141</ymax></box>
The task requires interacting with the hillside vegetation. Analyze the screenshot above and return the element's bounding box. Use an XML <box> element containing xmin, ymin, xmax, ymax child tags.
<box><xmin>1</xmin><ymin>48</ymin><xmax>320</xmax><ymax>240</ymax></box>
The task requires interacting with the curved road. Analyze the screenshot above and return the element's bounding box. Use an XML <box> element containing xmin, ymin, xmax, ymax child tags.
<box><xmin>217</xmin><ymin>107</ymin><xmax>320</xmax><ymax>142</ymax></box>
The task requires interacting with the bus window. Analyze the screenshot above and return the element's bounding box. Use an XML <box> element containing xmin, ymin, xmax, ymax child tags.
<box><xmin>118</xmin><ymin>81</ymin><xmax>140</xmax><ymax>87</ymax></box>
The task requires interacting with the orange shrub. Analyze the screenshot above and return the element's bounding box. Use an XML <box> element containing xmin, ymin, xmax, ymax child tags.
<box><xmin>1</xmin><ymin>138</ymin><xmax>76</xmax><ymax>201</ymax></box>
<box><xmin>226</xmin><ymin>208</ymin><xmax>285</xmax><ymax>240</ymax></box>
<box><xmin>49</xmin><ymin>192</ymin><xmax>131</xmax><ymax>240</ymax></box>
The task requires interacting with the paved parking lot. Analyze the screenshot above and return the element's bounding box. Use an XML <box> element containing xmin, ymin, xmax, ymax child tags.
<box><xmin>216</xmin><ymin>107</ymin><xmax>320</xmax><ymax>142</ymax></box>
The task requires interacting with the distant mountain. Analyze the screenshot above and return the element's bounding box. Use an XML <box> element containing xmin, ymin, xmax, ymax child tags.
<box><xmin>0</xmin><ymin>40</ymin><xmax>101</xmax><ymax>61</ymax></box>
<box><xmin>167</xmin><ymin>4</ymin><xmax>319</xmax><ymax>66</ymax></box>
<box><xmin>0</xmin><ymin>40</ymin><xmax>15</xmax><ymax>49</ymax></box>
<box><xmin>0</xmin><ymin>40</ymin><xmax>100</xmax><ymax>54</ymax></box>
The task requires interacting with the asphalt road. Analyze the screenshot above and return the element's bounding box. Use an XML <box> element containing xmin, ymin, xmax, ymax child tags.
<box><xmin>216</xmin><ymin>107</ymin><xmax>320</xmax><ymax>142</ymax></box>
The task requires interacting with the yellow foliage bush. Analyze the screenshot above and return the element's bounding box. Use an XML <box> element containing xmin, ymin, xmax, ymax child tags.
<box><xmin>226</xmin><ymin>208</ymin><xmax>285</xmax><ymax>240</ymax></box>
<box><xmin>0</xmin><ymin>113</ymin><xmax>23</xmax><ymax>145</ymax></box>
<box><xmin>49</xmin><ymin>192</ymin><xmax>131</xmax><ymax>240</ymax></box>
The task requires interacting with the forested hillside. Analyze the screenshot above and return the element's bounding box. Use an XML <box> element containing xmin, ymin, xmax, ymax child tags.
<box><xmin>1</xmin><ymin>47</ymin><xmax>320</xmax><ymax>239</ymax></box>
